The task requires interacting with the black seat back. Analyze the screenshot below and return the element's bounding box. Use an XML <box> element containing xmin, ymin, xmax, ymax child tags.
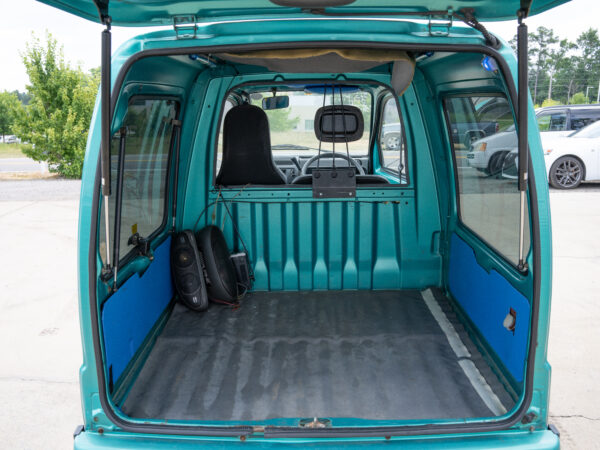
<box><xmin>216</xmin><ymin>104</ymin><xmax>286</xmax><ymax>186</ymax></box>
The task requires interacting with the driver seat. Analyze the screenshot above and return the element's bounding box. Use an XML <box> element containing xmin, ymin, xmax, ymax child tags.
<box><xmin>216</xmin><ymin>104</ymin><xmax>286</xmax><ymax>186</ymax></box>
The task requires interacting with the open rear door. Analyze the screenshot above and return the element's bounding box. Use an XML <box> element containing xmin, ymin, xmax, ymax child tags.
<box><xmin>37</xmin><ymin>0</ymin><xmax>570</xmax><ymax>26</ymax></box>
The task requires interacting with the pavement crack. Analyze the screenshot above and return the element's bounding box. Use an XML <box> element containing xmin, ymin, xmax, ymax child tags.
<box><xmin>0</xmin><ymin>201</ymin><xmax>38</xmax><ymax>218</ymax></box>
<box><xmin>0</xmin><ymin>376</ymin><xmax>77</xmax><ymax>385</ymax></box>
<box><xmin>550</xmin><ymin>414</ymin><xmax>600</xmax><ymax>421</ymax></box>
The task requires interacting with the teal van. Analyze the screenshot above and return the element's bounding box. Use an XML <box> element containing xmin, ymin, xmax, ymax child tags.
<box><xmin>39</xmin><ymin>0</ymin><xmax>562</xmax><ymax>448</ymax></box>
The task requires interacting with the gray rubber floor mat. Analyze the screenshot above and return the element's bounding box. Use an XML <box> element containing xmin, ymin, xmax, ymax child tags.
<box><xmin>121</xmin><ymin>290</ymin><xmax>513</xmax><ymax>421</ymax></box>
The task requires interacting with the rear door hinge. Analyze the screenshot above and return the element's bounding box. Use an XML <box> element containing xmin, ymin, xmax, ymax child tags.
<box><xmin>173</xmin><ymin>15</ymin><xmax>197</xmax><ymax>39</ymax></box>
<box><xmin>428</xmin><ymin>9</ymin><xmax>453</xmax><ymax>37</ymax></box>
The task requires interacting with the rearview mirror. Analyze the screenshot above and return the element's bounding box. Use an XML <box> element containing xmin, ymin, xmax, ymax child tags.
<box><xmin>262</xmin><ymin>95</ymin><xmax>289</xmax><ymax>110</ymax></box>
<box><xmin>315</xmin><ymin>105</ymin><xmax>364</xmax><ymax>143</ymax></box>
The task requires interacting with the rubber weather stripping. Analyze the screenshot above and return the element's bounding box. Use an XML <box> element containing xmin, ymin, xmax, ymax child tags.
<box><xmin>89</xmin><ymin>40</ymin><xmax>541</xmax><ymax>439</ymax></box>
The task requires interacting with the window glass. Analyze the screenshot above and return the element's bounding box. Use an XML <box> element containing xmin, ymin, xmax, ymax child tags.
<box><xmin>100</xmin><ymin>98</ymin><xmax>178</xmax><ymax>264</ymax></box>
<box><xmin>445</xmin><ymin>94</ymin><xmax>530</xmax><ymax>266</ymax></box>
<box><xmin>572</xmin><ymin>119</ymin><xmax>600</xmax><ymax>138</ymax></box>
<box><xmin>215</xmin><ymin>88</ymin><xmax>373</xmax><ymax>175</ymax></box>
<box><xmin>536</xmin><ymin>111</ymin><xmax>566</xmax><ymax>131</ymax></box>
<box><xmin>570</xmin><ymin>115</ymin><xmax>598</xmax><ymax>131</ymax></box>
<box><xmin>379</xmin><ymin>96</ymin><xmax>407</xmax><ymax>180</ymax></box>
<box><xmin>249</xmin><ymin>89</ymin><xmax>372</xmax><ymax>154</ymax></box>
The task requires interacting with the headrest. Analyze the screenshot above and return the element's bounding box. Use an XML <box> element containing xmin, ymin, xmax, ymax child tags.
<box><xmin>314</xmin><ymin>105</ymin><xmax>364</xmax><ymax>142</ymax></box>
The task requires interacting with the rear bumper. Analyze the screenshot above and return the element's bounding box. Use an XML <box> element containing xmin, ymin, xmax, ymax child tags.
<box><xmin>466</xmin><ymin>151</ymin><xmax>488</xmax><ymax>169</ymax></box>
<box><xmin>75</xmin><ymin>429</ymin><xmax>559</xmax><ymax>449</ymax></box>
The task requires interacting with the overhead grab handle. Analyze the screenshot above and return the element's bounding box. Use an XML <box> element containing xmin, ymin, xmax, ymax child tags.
<box><xmin>517</xmin><ymin>8</ymin><xmax>528</xmax><ymax>271</ymax></box>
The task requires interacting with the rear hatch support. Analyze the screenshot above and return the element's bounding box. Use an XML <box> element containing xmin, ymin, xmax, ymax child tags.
<box><xmin>517</xmin><ymin>7</ymin><xmax>529</xmax><ymax>271</ymax></box>
<box><xmin>96</xmin><ymin>0</ymin><xmax>113</xmax><ymax>282</ymax></box>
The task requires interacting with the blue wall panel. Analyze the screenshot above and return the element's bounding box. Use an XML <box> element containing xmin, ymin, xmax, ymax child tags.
<box><xmin>448</xmin><ymin>233</ymin><xmax>530</xmax><ymax>382</ymax></box>
<box><xmin>102</xmin><ymin>237</ymin><xmax>173</xmax><ymax>383</ymax></box>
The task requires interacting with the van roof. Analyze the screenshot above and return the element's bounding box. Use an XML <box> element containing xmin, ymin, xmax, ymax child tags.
<box><xmin>36</xmin><ymin>0</ymin><xmax>571</xmax><ymax>27</ymax></box>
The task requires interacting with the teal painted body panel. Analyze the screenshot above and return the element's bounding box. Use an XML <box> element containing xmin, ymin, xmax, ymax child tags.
<box><xmin>36</xmin><ymin>0</ymin><xmax>571</xmax><ymax>26</ymax></box>
<box><xmin>74</xmin><ymin>429</ymin><xmax>560</xmax><ymax>449</ymax></box>
<box><xmin>67</xmin><ymin>12</ymin><xmax>555</xmax><ymax>447</ymax></box>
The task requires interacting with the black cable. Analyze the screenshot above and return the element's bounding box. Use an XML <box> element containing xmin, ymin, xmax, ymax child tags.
<box><xmin>338</xmin><ymin>86</ymin><xmax>351</xmax><ymax>168</ymax></box>
<box><xmin>309</xmin><ymin>8</ymin><xmax>500</xmax><ymax>48</ymax></box>
<box><xmin>316</xmin><ymin>85</ymin><xmax>327</xmax><ymax>169</ymax></box>
<box><xmin>331</xmin><ymin>84</ymin><xmax>336</xmax><ymax>169</ymax></box>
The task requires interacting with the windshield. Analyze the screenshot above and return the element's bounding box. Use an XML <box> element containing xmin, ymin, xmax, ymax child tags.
<box><xmin>571</xmin><ymin>120</ymin><xmax>600</xmax><ymax>138</ymax></box>
<box><xmin>215</xmin><ymin>85</ymin><xmax>377</xmax><ymax>174</ymax></box>
<box><xmin>249</xmin><ymin>88</ymin><xmax>372</xmax><ymax>155</ymax></box>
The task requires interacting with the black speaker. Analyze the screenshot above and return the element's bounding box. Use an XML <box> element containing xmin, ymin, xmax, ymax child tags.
<box><xmin>171</xmin><ymin>231</ymin><xmax>209</xmax><ymax>311</ymax></box>
<box><xmin>196</xmin><ymin>225</ymin><xmax>239</xmax><ymax>302</ymax></box>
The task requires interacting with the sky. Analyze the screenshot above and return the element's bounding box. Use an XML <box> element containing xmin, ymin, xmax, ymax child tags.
<box><xmin>0</xmin><ymin>0</ymin><xmax>598</xmax><ymax>92</ymax></box>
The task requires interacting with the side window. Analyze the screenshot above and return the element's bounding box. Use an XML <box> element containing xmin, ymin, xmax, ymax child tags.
<box><xmin>379</xmin><ymin>96</ymin><xmax>407</xmax><ymax>181</ymax></box>
<box><xmin>536</xmin><ymin>111</ymin><xmax>566</xmax><ymax>131</ymax></box>
<box><xmin>570</xmin><ymin>114</ymin><xmax>598</xmax><ymax>131</ymax></box>
<box><xmin>100</xmin><ymin>98</ymin><xmax>178</xmax><ymax>264</ymax></box>
<box><xmin>445</xmin><ymin>94</ymin><xmax>530</xmax><ymax>266</ymax></box>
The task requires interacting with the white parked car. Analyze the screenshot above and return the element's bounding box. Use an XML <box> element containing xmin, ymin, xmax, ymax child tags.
<box><xmin>543</xmin><ymin>120</ymin><xmax>600</xmax><ymax>188</ymax></box>
<box><xmin>467</xmin><ymin>105</ymin><xmax>600</xmax><ymax>175</ymax></box>
<box><xmin>466</xmin><ymin>124</ymin><xmax>517</xmax><ymax>174</ymax></box>
<box><xmin>501</xmin><ymin>119</ymin><xmax>600</xmax><ymax>189</ymax></box>
<box><xmin>1</xmin><ymin>135</ymin><xmax>20</xmax><ymax>144</ymax></box>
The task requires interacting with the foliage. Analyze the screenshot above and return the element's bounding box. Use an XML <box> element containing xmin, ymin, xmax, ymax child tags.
<box><xmin>264</xmin><ymin>108</ymin><xmax>300</xmax><ymax>132</ymax></box>
<box><xmin>541</xmin><ymin>98</ymin><xmax>561</xmax><ymax>107</ymax></box>
<box><xmin>249</xmin><ymin>96</ymin><xmax>300</xmax><ymax>132</ymax></box>
<box><xmin>15</xmin><ymin>32</ymin><xmax>99</xmax><ymax>178</ymax></box>
<box><xmin>12</xmin><ymin>90</ymin><xmax>31</xmax><ymax>106</ymax></box>
<box><xmin>0</xmin><ymin>91</ymin><xmax>23</xmax><ymax>139</ymax></box>
<box><xmin>511</xmin><ymin>27</ymin><xmax>600</xmax><ymax>106</ymax></box>
<box><xmin>570</xmin><ymin>92</ymin><xmax>589</xmax><ymax>105</ymax></box>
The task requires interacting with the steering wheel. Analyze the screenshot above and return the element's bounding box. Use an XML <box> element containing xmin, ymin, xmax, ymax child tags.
<box><xmin>300</xmin><ymin>152</ymin><xmax>365</xmax><ymax>176</ymax></box>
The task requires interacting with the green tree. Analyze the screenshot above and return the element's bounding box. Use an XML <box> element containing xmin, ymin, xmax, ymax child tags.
<box><xmin>570</xmin><ymin>92</ymin><xmax>589</xmax><ymax>104</ymax></box>
<box><xmin>0</xmin><ymin>91</ymin><xmax>23</xmax><ymax>140</ymax></box>
<box><xmin>15</xmin><ymin>32</ymin><xmax>99</xmax><ymax>178</ymax></box>
<box><xmin>541</xmin><ymin>98</ymin><xmax>561</xmax><ymax>107</ymax></box>
<box><xmin>511</xmin><ymin>26</ymin><xmax>600</xmax><ymax>105</ymax></box>
<box><xmin>571</xmin><ymin>29</ymin><xmax>600</xmax><ymax>103</ymax></box>
<box><xmin>12</xmin><ymin>90</ymin><xmax>31</xmax><ymax>106</ymax></box>
<box><xmin>265</xmin><ymin>108</ymin><xmax>300</xmax><ymax>132</ymax></box>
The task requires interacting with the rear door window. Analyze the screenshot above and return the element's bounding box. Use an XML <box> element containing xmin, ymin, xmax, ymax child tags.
<box><xmin>100</xmin><ymin>98</ymin><xmax>179</xmax><ymax>264</ymax></box>
<box><xmin>444</xmin><ymin>94</ymin><xmax>529</xmax><ymax>266</ymax></box>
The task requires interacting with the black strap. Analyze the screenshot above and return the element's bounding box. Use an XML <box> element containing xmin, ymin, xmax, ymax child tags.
<box><xmin>338</xmin><ymin>86</ymin><xmax>352</xmax><ymax>168</ymax></box>
<box><xmin>316</xmin><ymin>85</ymin><xmax>327</xmax><ymax>169</ymax></box>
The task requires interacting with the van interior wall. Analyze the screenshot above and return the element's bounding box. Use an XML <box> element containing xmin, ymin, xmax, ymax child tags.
<box><xmin>99</xmin><ymin>51</ymin><xmax>530</xmax><ymax>417</ymax></box>
<box><xmin>415</xmin><ymin>52</ymin><xmax>533</xmax><ymax>392</ymax></box>
<box><xmin>203</xmin><ymin>191</ymin><xmax>442</xmax><ymax>290</ymax></box>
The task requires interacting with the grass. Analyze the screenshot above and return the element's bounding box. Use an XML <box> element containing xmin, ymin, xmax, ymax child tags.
<box><xmin>0</xmin><ymin>143</ymin><xmax>26</xmax><ymax>159</ymax></box>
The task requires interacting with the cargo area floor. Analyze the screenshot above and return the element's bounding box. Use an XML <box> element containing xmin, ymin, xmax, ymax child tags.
<box><xmin>121</xmin><ymin>289</ymin><xmax>514</xmax><ymax>421</ymax></box>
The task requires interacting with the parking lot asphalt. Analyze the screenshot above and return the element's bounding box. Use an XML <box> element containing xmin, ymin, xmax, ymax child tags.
<box><xmin>0</xmin><ymin>179</ymin><xmax>599</xmax><ymax>449</ymax></box>
<box><xmin>0</xmin><ymin>157</ymin><xmax>46</xmax><ymax>173</ymax></box>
